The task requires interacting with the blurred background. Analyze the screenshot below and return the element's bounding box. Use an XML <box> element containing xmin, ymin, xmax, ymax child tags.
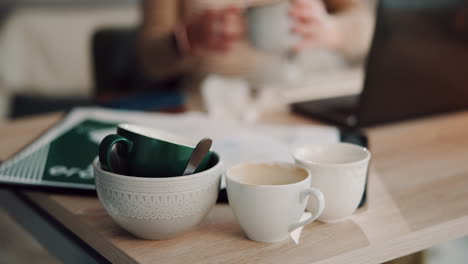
<box><xmin>0</xmin><ymin>0</ymin><xmax>372</xmax><ymax>122</ymax></box>
<box><xmin>0</xmin><ymin>0</ymin><xmax>139</xmax><ymax>120</ymax></box>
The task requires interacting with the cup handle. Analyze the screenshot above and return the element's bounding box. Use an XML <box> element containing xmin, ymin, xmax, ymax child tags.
<box><xmin>288</xmin><ymin>187</ymin><xmax>325</xmax><ymax>232</ymax></box>
<box><xmin>98</xmin><ymin>134</ymin><xmax>133</xmax><ymax>173</ymax></box>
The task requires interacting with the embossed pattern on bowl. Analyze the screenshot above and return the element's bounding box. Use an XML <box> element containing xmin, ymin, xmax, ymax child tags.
<box><xmin>93</xmin><ymin>154</ymin><xmax>222</xmax><ymax>240</ymax></box>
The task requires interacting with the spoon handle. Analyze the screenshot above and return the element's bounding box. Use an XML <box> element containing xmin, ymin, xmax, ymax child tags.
<box><xmin>183</xmin><ymin>138</ymin><xmax>212</xmax><ymax>176</ymax></box>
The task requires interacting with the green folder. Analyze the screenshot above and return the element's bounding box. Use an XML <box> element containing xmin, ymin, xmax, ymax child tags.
<box><xmin>0</xmin><ymin>113</ymin><xmax>118</xmax><ymax>190</ymax></box>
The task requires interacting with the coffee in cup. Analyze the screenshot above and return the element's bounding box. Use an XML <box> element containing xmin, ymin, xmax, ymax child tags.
<box><xmin>226</xmin><ymin>162</ymin><xmax>324</xmax><ymax>242</ymax></box>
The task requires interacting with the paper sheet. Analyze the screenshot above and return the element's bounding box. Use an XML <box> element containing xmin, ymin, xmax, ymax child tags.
<box><xmin>0</xmin><ymin>107</ymin><xmax>339</xmax><ymax>190</ymax></box>
<box><xmin>77</xmin><ymin>108</ymin><xmax>339</xmax><ymax>188</ymax></box>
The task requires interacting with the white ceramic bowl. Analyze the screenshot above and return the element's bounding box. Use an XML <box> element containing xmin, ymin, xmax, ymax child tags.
<box><xmin>93</xmin><ymin>153</ymin><xmax>222</xmax><ymax>240</ymax></box>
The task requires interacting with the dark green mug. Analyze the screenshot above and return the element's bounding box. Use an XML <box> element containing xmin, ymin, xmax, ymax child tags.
<box><xmin>99</xmin><ymin>124</ymin><xmax>212</xmax><ymax>177</ymax></box>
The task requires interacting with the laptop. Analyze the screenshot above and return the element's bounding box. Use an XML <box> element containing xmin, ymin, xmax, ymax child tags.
<box><xmin>291</xmin><ymin>0</ymin><xmax>468</xmax><ymax>128</ymax></box>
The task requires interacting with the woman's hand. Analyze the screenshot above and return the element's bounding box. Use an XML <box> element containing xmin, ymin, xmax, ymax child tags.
<box><xmin>186</xmin><ymin>7</ymin><xmax>244</xmax><ymax>52</ymax></box>
<box><xmin>289</xmin><ymin>0</ymin><xmax>342</xmax><ymax>52</ymax></box>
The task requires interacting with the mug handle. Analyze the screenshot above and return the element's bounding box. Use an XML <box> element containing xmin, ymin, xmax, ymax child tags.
<box><xmin>99</xmin><ymin>134</ymin><xmax>133</xmax><ymax>173</ymax></box>
<box><xmin>288</xmin><ymin>187</ymin><xmax>325</xmax><ymax>232</ymax></box>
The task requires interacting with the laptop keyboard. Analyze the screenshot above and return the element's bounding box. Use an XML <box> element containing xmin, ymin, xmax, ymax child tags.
<box><xmin>291</xmin><ymin>95</ymin><xmax>360</xmax><ymax>128</ymax></box>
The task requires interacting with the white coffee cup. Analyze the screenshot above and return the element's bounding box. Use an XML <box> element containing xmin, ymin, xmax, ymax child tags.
<box><xmin>225</xmin><ymin>162</ymin><xmax>325</xmax><ymax>242</ymax></box>
<box><xmin>246</xmin><ymin>0</ymin><xmax>298</xmax><ymax>54</ymax></box>
<box><xmin>293</xmin><ymin>143</ymin><xmax>371</xmax><ymax>223</ymax></box>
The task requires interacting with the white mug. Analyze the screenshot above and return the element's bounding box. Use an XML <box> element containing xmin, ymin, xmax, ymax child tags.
<box><xmin>293</xmin><ymin>143</ymin><xmax>371</xmax><ymax>223</ymax></box>
<box><xmin>225</xmin><ymin>162</ymin><xmax>325</xmax><ymax>242</ymax></box>
<box><xmin>245</xmin><ymin>0</ymin><xmax>298</xmax><ymax>54</ymax></box>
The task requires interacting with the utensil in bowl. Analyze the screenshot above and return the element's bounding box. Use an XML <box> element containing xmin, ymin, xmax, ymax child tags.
<box><xmin>183</xmin><ymin>138</ymin><xmax>212</xmax><ymax>176</ymax></box>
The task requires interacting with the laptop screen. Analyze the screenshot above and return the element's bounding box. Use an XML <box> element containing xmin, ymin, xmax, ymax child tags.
<box><xmin>358</xmin><ymin>0</ymin><xmax>468</xmax><ymax>126</ymax></box>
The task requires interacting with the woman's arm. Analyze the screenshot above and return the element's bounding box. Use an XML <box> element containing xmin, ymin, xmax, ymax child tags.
<box><xmin>326</xmin><ymin>0</ymin><xmax>375</xmax><ymax>61</ymax></box>
<box><xmin>138</xmin><ymin>0</ymin><xmax>197</xmax><ymax>81</ymax></box>
<box><xmin>291</xmin><ymin>0</ymin><xmax>375</xmax><ymax>62</ymax></box>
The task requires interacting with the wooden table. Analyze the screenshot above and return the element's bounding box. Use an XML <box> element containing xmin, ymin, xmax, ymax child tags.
<box><xmin>1</xmin><ymin>110</ymin><xmax>468</xmax><ymax>264</ymax></box>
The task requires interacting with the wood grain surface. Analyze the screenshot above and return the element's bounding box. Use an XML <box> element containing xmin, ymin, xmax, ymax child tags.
<box><xmin>1</xmin><ymin>110</ymin><xmax>468</xmax><ymax>263</ymax></box>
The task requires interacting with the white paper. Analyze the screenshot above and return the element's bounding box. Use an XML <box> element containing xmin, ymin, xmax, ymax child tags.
<box><xmin>4</xmin><ymin>107</ymin><xmax>339</xmax><ymax>188</ymax></box>
<box><xmin>65</xmin><ymin>107</ymin><xmax>338</xmax><ymax>166</ymax></box>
